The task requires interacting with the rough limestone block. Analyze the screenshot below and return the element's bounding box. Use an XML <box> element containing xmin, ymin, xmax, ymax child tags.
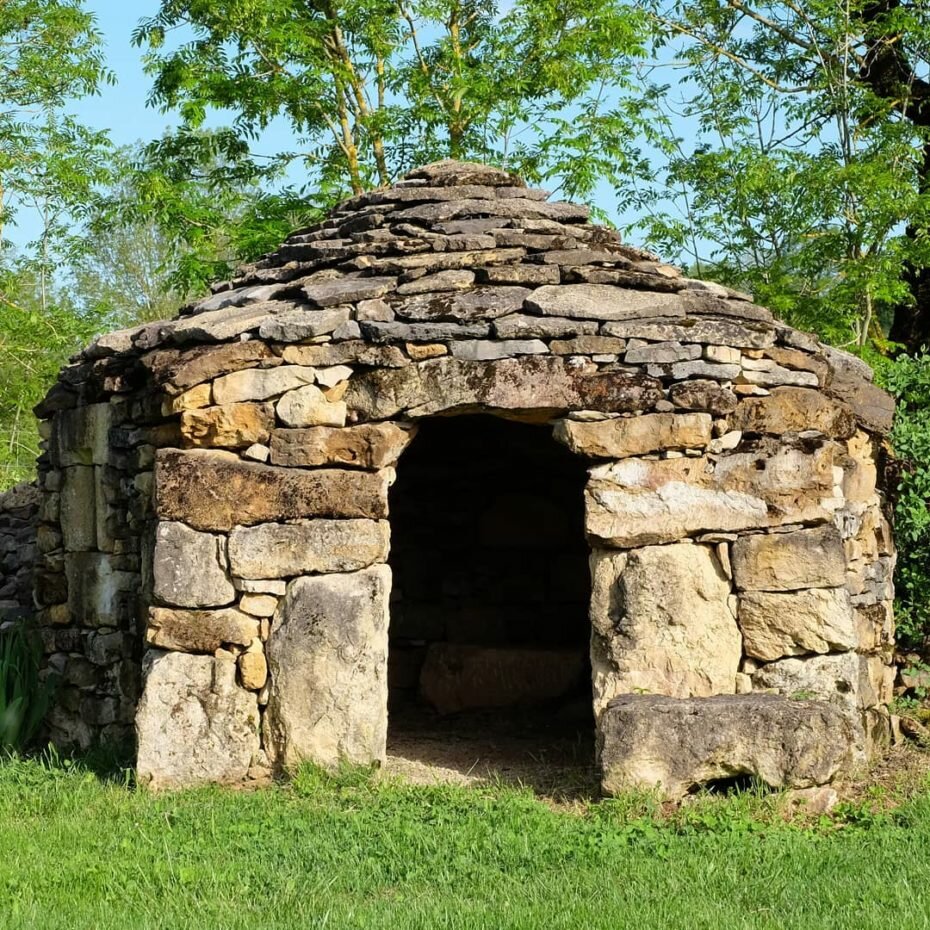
<box><xmin>154</xmin><ymin>449</ymin><xmax>391</xmax><ymax>531</ymax></box>
<box><xmin>264</xmin><ymin>566</ymin><xmax>391</xmax><ymax>769</ymax></box>
<box><xmin>524</xmin><ymin>284</ymin><xmax>686</xmax><ymax>320</ymax></box>
<box><xmin>180</xmin><ymin>402</ymin><xmax>275</xmax><ymax>449</ymax></box>
<box><xmin>419</xmin><ymin>644</ymin><xmax>584</xmax><ymax>715</ymax></box>
<box><xmin>153</xmin><ymin>521</ymin><xmax>235</xmax><ymax>608</ymax></box>
<box><xmin>65</xmin><ymin>552</ymin><xmax>137</xmax><ymax>627</ymax></box>
<box><xmin>450</xmin><ymin>339</ymin><xmax>549</xmax><ymax>360</ymax></box>
<box><xmin>585</xmin><ymin>443</ymin><xmax>837</xmax><ymax>548</ymax></box>
<box><xmin>669</xmin><ymin>379</ymin><xmax>738</xmax><ymax>416</ymax></box>
<box><xmin>732</xmin><ymin>526</ymin><xmax>846</xmax><ymax>591</ymax></box>
<box><xmin>146</xmin><ymin>606</ymin><xmax>259</xmax><ymax>653</ymax></box>
<box><xmin>730</xmin><ymin>387</ymin><xmax>856</xmax><ymax>438</ymax></box>
<box><xmin>750</xmin><ymin>651</ymin><xmax>865</xmax><ymax>710</ymax></box>
<box><xmin>50</xmin><ymin>403</ymin><xmax>111</xmax><ymax>467</ymax></box>
<box><xmin>554</xmin><ymin>412</ymin><xmax>712</xmax><ymax>459</ymax></box>
<box><xmin>60</xmin><ymin>465</ymin><xmax>96</xmax><ymax>551</ymax></box>
<box><xmin>344</xmin><ymin>356</ymin><xmax>663</xmax><ymax>421</ymax></box>
<box><xmin>270</xmin><ymin>423</ymin><xmax>415</xmax><ymax>469</ymax></box>
<box><xmin>136</xmin><ymin>650</ymin><xmax>260</xmax><ymax>789</ymax></box>
<box><xmin>589</xmin><ymin>544</ymin><xmax>741</xmax><ymax>716</ymax></box>
<box><xmin>276</xmin><ymin>385</ymin><xmax>348</xmax><ymax>428</ymax></box>
<box><xmin>212</xmin><ymin>366</ymin><xmax>317</xmax><ymax>405</ymax></box>
<box><xmin>738</xmin><ymin>588</ymin><xmax>857</xmax><ymax>660</ymax></box>
<box><xmin>228</xmin><ymin>520</ymin><xmax>390</xmax><ymax>579</ymax></box>
<box><xmin>599</xmin><ymin>693</ymin><xmax>853</xmax><ymax>799</ymax></box>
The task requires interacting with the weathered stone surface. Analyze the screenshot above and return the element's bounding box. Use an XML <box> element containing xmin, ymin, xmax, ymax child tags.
<box><xmin>738</xmin><ymin>587</ymin><xmax>857</xmax><ymax>660</ymax></box>
<box><xmin>302</xmin><ymin>275</ymin><xmax>395</xmax><ymax>307</ymax></box>
<box><xmin>264</xmin><ymin>566</ymin><xmax>390</xmax><ymax>768</ymax></box>
<box><xmin>586</xmin><ymin>444</ymin><xmax>837</xmax><ymax>547</ymax></box>
<box><xmin>599</xmin><ymin>693</ymin><xmax>853</xmax><ymax>799</ymax></box>
<box><xmin>827</xmin><ymin>373</ymin><xmax>895</xmax><ymax>434</ymax></box>
<box><xmin>732</xmin><ymin>526</ymin><xmax>846</xmax><ymax>591</ymax></box>
<box><xmin>276</xmin><ymin>385</ymin><xmax>348</xmax><ymax>428</ymax></box>
<box><xmin>653</xmin><ymin>360</ymin><xmax>741</xmax><ymax>381</ymax></box>
<box><xmin>554</xmin><ymin>412</ymin><xmax>712</xmax><ymax>459</ymax></box>
<box><xmin>280</xmin><ymin>341</ymin><xmax>408</xmax><ymax>369</ymax></box>
<box><xmin>51</xmin><ymin>403</ymin><xmax>111</xmax><ymax>467</ymax></box>
<box><xmin>589</xmin><ymin>544</ymin><xmax>740</xmax><ymax>716</ymax></box>
<box><xmin>257</xmin><ymin>307</ymin><xmax>350</xmax><ymax>342</ymax></box>
<box><xmin>270</xmin><ymin>423</ymin><xmax>415</xmax><ymax>468</ymax></box>
<box><xmin>393</xmin><ymin>197</ymin><xmax>588</xmax><ymax>223</ymax></box>
<box><xmin>153</xmin><ymin>521</ymin><xmax>235</xmax><ymax>608</ymax></box>
<box><xmin>165</xmin><ymin>300</ymin><xmax>302</xmax><ymax>345</ymax></box>
<box><xmin>239</xmin><ymin>651</ymin><xmax>268</xmax><ymax>690</ymax></box>
<box><xmin>602</xmin><ymin>318</ymin><xmax>775</xmax><ymax>348</ymax></box>
<box><xmin>625</xmin><ymin>341</ymin><xmax>701</xmax><ymax>364</ymax></box>
<box><xmin>740</xmin><ymin>363</ymin><xmax>819</xmax><ymax>388</ymax></box>
<box><xmin>239</xmin><ymin>593</ymin><xmax>278</xmax><ymax>617</ymax></box>
<box><xmin>212</xmin><ymin>366</ymin><xmax>317</xmax><ymax>405</ymax></box>
<box><xmin>525</xmin><ymin>284</ymin><xmax>686</xmax><ymax>321</ymax></box>
<box><xmin>549</xmin><ymin>335</ymin><xmax>626</xmax><ymax>355</ymax></box>
<box><xmin>730</xmin><ymin>387</ymin><xmax>856</xmax><ymax>438</ymax></box>
<box><xmin>60</xmin><ymin>466</ymin><xmax>96</xmax><ymax>551</ymax></box>
<box><xmin>344</xmin><ymin>356</ymin><xmax>663</xmax><ymax>420</ymax></box>
<box><xmin>228</xmin><ymin>520</ymin><xmax>390</xmax><ymax>579</ymax></box>
<box><xmin>475</xmin><ymin>264</ymin><xmax>560</xmax><ymax>286</ymax></box>
<box><xmin>403</xmin><ymin>159</ymin><xmax>523</xmax><ymax>187</ymax></box>
<box><xmin>180</xmin><ymin>402</ymin><xmax>275</xmax><ymax>449</ymax></box>
<box><xmin>193</xmin><ymin>282</ymin><xmax>289</xmax><ymax>314</ymax></box>
<box><xmin>419</xmin><ymin>644</ymin><xmax>585</xmax><ymax>715</ymax></box>
<box><xmin>751</xmin><ymin>652</ymin><xmax>866</xmax><ymax>710</ymax></box>
<box><xmin>167</xmin><ymin>383</ymin><xmax>212</xmax><ymax>413</ymax></box>
<box><xmin>450</xmin><ymin>339</ymin><xmax>548</xmax><ymax>360</ymax></box>
<box><xmin>146</xmin><ymin>606</ymin><xmax>259</xmax><ymax>653</ymax></box>
<box><xmin>143</xmin><ymin>341</ymin><xmax>281</xmax><ymax>393</ymax></box>
<box><xmin>492</xmin><ymin>314</ymin><xmax>598</xmax><ymax>339</ymax></box>
<box><xmin>136</xmin><ymin>650</ymin><xmax>259</xmax><ymax>789</ymax></box>
<box><xmin>359</xmin><ymin>320</ymin><xmax>489</xmax><ymax>342</ymax></box>
<box><xmin>155</xmin><ymin>449</ymin><xmax>391</xmax><ymax>531</ymax></box>
<box><xmin>669</xmin><ymin>379</ymin><xmax>738</xmax><ymax>416</ymax></box>
<box><xmin>395</xmin><ymin>269</ymin><xmax>474</xmax><ymax>295</ymax></box>
<box><xmin>64</xmin><ymin>552</ymin><xmax>137</xmax><ymax>626</ymax></box>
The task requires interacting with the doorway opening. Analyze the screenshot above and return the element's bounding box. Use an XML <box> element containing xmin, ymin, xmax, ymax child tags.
<box><xmin>386</xmin><ymin>414</ymin><xmax>595</xmax><ymax>795</ymax></box>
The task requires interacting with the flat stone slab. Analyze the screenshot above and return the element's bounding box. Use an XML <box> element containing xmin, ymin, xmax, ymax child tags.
<box><xmin>599</xmin><ymin>693</ymin><xmax>853</xmax><ymax>798</ymax></box>
<box><xmin>154</xmin><ymin>449</ymin><xmax>391</xmax><ymax>531</ymax></box>
<box><xmin>585</xmin><ymin>443</ymin><xmax>837</xmax><ymax>547</ymax></box>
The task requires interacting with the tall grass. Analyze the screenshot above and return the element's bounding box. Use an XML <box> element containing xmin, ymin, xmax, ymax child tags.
<box><xmin>0</xmin><ymin>623</ymin><xmax>54</xmax><ymax>751</ymax></box>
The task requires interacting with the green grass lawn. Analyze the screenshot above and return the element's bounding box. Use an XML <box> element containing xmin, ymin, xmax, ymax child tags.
<box><xmin>2</xmin><ymin>756</ymin><xmax>930</xmax><ymax>930</ymax></box>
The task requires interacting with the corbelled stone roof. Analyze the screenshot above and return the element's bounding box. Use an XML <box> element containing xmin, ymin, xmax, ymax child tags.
<box><xmin>41</xmin><ymin>159</ymin><xmax>893</xmax><ymax>433</ymax></box>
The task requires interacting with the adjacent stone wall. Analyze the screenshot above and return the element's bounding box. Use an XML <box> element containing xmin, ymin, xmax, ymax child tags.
<box><xmin>29</xmin><ymin>159</ymin><xmax>897</xmax><ymax>792</ymax></box>
<box><xmin>0</xmin><ymin>482</ymin><xmax>39</xmax><ymax>627</ymax></box>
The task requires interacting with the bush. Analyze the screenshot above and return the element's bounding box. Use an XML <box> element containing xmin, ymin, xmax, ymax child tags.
<box><xmin>0</xmin><ymin>624</ymin><xmax>55</xmax><ymax>752</ymax></box>
<box><xmin>873</xmin><ymin>353</ymin><xmax>930</xmax><ymax>648</ymax></box>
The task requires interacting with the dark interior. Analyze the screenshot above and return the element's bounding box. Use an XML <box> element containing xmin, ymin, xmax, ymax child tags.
<box><xmin>386</xmin><ymin>414</ymin><xmax>594</xmax><ymax>785</ymax></box>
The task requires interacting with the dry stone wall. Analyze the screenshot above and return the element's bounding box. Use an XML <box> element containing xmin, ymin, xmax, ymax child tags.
<box><xmin>0</xmin><ymin>483</ymin><xmax>39</xmax><ymax>628</ymax></box>
<box><xmin>29</xmin><ymin>159</ymin><xmax>896</xmax><ymax>794</ymax></box>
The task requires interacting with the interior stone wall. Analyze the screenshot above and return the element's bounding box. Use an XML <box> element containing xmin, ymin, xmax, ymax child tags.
<box><xmin>0</xmin><ymin>482</ymin><xmax>39</xmax><ymax>628</ymax></box>
<box><xmin>27</xmin><ymin>159</ymin><xmax>897</xmax><ymax>795</ymax></box>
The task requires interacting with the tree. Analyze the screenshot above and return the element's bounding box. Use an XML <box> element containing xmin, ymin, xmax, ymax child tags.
<box><xmin>133</xmin><ymin>0</ymin><xmax>650</xmax><ymax>204</ymax></box>
<box><xmin>630</xmin><ymin>0</ymin><xmax>930</xmax><ymax>351</ymax></box>
<box><xmin>0</xmin><ymin>1</ymin><xmax>112</xmax><ymax>489</ymax></box>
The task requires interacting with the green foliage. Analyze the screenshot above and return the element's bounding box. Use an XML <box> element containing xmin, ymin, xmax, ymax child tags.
<box><xmin>627</xmin><ymin>0</ymin><xmax>930</xmax><ymax>349</ymax></box>
<box><xmin>0</xmin><ymin>625</ymin><xmax>55</xmax><ymax>751</ymax></box>
<box><xmin>133</xmin><ymin>0</ymin><xmax>650</xmax><ymax>203</ymax></box>
<box><xmin>873</xmin><ymin>352</ymin><xmax>930</xmax><ymax>646</ymax></box>
<box><xmin>0</xmin><ymin>271</ymin><xmax>99</xmax><ymax>487</ymax></box>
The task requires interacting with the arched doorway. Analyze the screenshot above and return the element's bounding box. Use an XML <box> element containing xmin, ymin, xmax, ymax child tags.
<box><xmin>386</xmin><ymin>415</ymin><xmax>595</xmax><ymax>789</ymax></box>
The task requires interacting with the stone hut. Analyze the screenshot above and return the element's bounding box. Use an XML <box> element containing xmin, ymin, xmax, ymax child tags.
<box><xmin>20</xmin><ymin>160</ymin><xmax>896</xmax><ymax>795</ymax></box>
